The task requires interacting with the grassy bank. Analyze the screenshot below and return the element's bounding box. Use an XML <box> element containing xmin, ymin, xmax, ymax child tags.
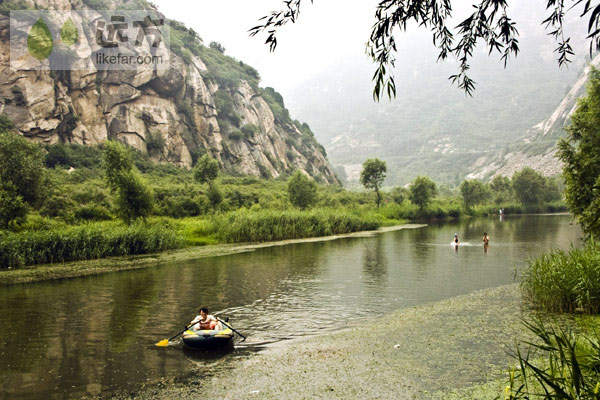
<box><xmin>0</xmin><ymin>221</ymin><xmax>183</xmax><ymax>269</ymax></box>
<box><xmin>0</xmin><ymin>208</ymin><xmax>390</xmax><ymax>270</ymax></box>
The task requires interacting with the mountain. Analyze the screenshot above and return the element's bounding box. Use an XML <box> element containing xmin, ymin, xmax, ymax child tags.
<box><xmin>286</xmin><ymin>2</ymin><xmax>591</xmax><ymax>186</ymax></box>
<box><xmin>0</xmin><ymin>0</ymin><xmax>337</xmax><ymax>184</ymax></box>
<box><xmin>466</xmin><ymin>53</ymin><xmax>600</xmax><ymax>180</ymax></box>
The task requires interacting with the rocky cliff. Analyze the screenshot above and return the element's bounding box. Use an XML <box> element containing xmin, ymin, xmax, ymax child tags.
<box><xmin>0</xmin><ymin>0</ymin><xmax>337</xmax><ymax>184</ymax></box>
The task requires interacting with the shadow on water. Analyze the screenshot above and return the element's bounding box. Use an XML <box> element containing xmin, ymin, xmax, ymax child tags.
<box><xmin>0</xmin><ymin>215</ymin><xmax>583</xmax><ymax>400</ymax></box>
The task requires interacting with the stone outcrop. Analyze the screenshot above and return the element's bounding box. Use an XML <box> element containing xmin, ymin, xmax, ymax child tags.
<box><xmin>0</xmin><ymin>0</ymin><xmax>337</xmax><ymax>183</ymax></box>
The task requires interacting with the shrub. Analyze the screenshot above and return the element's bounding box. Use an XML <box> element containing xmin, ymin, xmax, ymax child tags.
<box><xmin>146</xmin><ymin>130</ymin><xmax>166</xmax><ymax>156</ymax></box>
<box><xmin>0</xmin><ymin>130</ymin><xmax>45</xmax><ymax>206</ymax></box>
<box><xmin>287</xmin><ymin>170</ymin><xmax>317</xmax><ymax>210</ymax></box>
<box><xmin>240</xmin><ymin>124</ymin><xmax>259</xmax><ymax>138</ymax></box>
<box><xmin>74</xmin><ymin>205</ymin><xmax>112</xmax><ymax>221</ymax></box>
<box><xmin>0</xmin><ymin>183</ymin><xmax>28</xmax><ymax>229</ymax></box>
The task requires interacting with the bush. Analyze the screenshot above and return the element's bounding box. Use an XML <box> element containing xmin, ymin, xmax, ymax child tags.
<box><xmin>74</xmin><ymin>205</ymin><xmax>113</xmax><ymax>221</ymax></box>
<box><xmin>146</xmin><ymin>130</ymin><xmax>166</xmax><ymax>156</ymax></box>
<box><xmin>44</xmin><ymin>144</ymin><xmax>103</xmax><ymax>169</ymax></box>
<box><xmin>287</xmin><ymin>170</ymin><xmax>317</xmax><ymax>210</ymax></box>
<box><xmin>521</xmin><ymin>240</ymin><xmax>600</xmax><ymax>313</ymax></box>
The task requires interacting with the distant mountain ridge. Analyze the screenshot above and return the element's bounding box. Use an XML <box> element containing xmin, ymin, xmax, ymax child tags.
<box><xmin>466</xmin><ymin>53</ymin><xmax>600</xmax><ymax>180</ymax></box>
<box><xmin>287</xmin><ymin>2</ymin><xmax>592</xmax><ymax>186</ymax></box>
<box><xmin>0</xmin><ymin>0</ymin><xmax>338</xmax><ymax>184</ymax></box>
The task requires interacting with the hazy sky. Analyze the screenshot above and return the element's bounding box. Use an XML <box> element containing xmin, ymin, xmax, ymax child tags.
<box><xmin>151</xmin><ymin>0</ymin><xmax>378</xmax><ymax>94</ymax></box>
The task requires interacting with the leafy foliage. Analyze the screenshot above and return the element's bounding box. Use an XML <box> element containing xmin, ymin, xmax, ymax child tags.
<box><xmin>490</xmin><ymin>175</ymin><xmax>513</xmax><ymax>204</ymax></box>
<box><xmin>146</xmin><ymin>130</ymin><xmax>166</xmax><ymax>156</ymax></box>
<box><xmin>206</xmin><ymin>183</ymin><xmax>223</xmax><ymax>210</ymax></box>
<box><xmin>0</xmin><ymin>183</ymin><xmax>27</xmax><ymax>229</ymax></box>
<box><xmin>409</xmin><ymin>176</ymin><xmax>437</xmax><ymax>211</ymax></box>
<box><xmin>512</xmin><ymin>167</ymin><xmax>549</xmax><ymax>206</ymax></box>
<box><xmin>558</xmin><ymin>66</ymin><xmax>600</xmax><ymax>238</ymax></box>
<box><xmin>114</xmin><ymin>170</ymin><xmax>154</xmax><ymax>224</ymax></box>
<box><xmin>0</xmin><ymin>128</ymin><xmax>45</xmax><ymax>207</ymax></box>
<box><xmin>360</xmin><ymin>158</ymin><xmax>387</xmax><ymax>208</ymax></box>
<box><xmin>103</xmin><ymin>141</ymin><xmax>154</xmax><ymax>224</ymax></box>
<box><xmin>390</xmin><ymin>186</ymin><xmax>408</xmax><ymax>204</ymax></box>
<box><xmin>287</xmin><ymin>170</ymin><xmax>318</xmax><ymax>210</ymax></box>
<box><xmin>193</xmin><ymin>154</ymin><xmax>219</xmax><ymax>184</ymax></box>
<box><xmin>460</xmin><ymin>179</ymin><xmax>489</xmax><ymax>211</ymax></box>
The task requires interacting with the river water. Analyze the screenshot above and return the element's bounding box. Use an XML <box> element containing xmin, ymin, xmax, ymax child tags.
<box><xmin>0</xmin><ymin>214</ymin><xmax>581</xmax><ymax>399</ymax></box>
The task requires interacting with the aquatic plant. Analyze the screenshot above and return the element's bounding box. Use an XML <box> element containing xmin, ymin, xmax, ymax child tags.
<box><xmin>506</xmin><ymin>318</ymin><xmax>600</xmax><ymax>399</ymax></box>
<box><xmin>0</xmin><ymin>222</ymin><xmax>183</xmax><ymax>269</ymax></box>
<box><xmin>521</xmin><ymin>240</ymin><xmax>600</xmax><ymax>314</ymax></box>
<box><xmin>212</xmin><ymin>208</ymin><xmax>381</xmax><ymax>243</ymax></box>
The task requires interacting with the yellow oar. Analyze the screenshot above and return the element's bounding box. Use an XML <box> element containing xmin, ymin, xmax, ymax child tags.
<box><xmin>156</xmin><ymin>322</ymin><xmax>196</xmax><ymax>347</ymax></box>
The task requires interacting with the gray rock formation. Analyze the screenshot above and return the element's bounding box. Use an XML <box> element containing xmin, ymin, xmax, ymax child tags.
<box><xmin>0</xmin><ymin>0</ymin><xmax>337</xmax><ymax>183</ymax></box>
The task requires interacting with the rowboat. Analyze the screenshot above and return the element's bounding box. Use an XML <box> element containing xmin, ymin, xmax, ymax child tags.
<box><xmin>182</xmin><ymin>326</ymin><xmax>234</xmax><ymax>350</ymax></box>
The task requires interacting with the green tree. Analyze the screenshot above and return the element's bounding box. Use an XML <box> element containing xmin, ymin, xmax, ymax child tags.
<box><xmin>459</xmin><ymin>179</ymin><xmax>489</xmax><ymax>212</ymax></box>
<box><xmin>251</xmin><ymin>1</ymin><xmax>595</xmax><ymax>98</ymax></box>
<box><xmin>114</xmin><ymin>171</ymin><xmax>154</xmax><ymax>223</ymax></box>
<box><xmin>206</xmin><ymin>183</ymin><xmax>223</xmax><ymax>210</ymax></box>
<box><xmin>360</xmin><ymin>158</ymin><xmax>387</xmax><ymax>208</ymax></box>
<box><xmin>103</xmin><ymin>140</ymin><xmax>134</xmax><ymax>191</ymax></box>
<box><xmin>0</xmin><ymin>182</ymin><xmax>27</xmax><ymax>229</ymax></box>
<box><xmin>409</xmin><ymin>176</ymin><xmax>437</xmax><ymax>211</ymax></box>
<box><xmin>512</xmin><ymin>167</ymin><xmax>546</xmax><ymax>206</ymax></box>
<box><xmin>103</xmin><ymin>141</ymin><xmax>153</xmax><ymax>223</ymax></box>
<box><xmin>390</xmin><ymin>186</ymin><xmax>408</xmax><ymax>204</ymax></box>
<box><xmin>287</xmin><ymin>170</ymin><xmax>318</xmax><ymax>210</ymax></box>
<box><xmin>543</xmin><ymin>177</ymin><xmax>562</xmax><ymax>203</ymax></box>
<box><xmin>0</xmin><ymin>124</ymin><xmax>45</xmax><ymax>208</ymax></box>
<box><xmin>490</xmin><ymin>175</ymin><xmax>512</xmax><ymax>204</ymax></box>
<box><xmin>558</xmin><ymin>67</ymin><xmax>600</xmax><ymax>236</ymax></box>
<box><xmin>194</xmin><ymin>154</ymin><xmax>219</xmax><ymax>184</ymax></box>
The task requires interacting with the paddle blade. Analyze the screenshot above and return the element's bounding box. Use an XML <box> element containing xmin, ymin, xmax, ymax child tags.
<box><xmin>155</xmin><ymin>339</ymin><xmax>169</xmax><ymax>347</ymax></box>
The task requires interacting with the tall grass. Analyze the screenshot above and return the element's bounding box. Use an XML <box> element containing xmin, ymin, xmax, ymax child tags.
<box><xmin>521</xmin><ymin>240</ymin><xmax>600</xmax><ymax>313</ymax></box>
<box><xmin>506</xmin><ymin>318</ymin><xmax>600</xmax><ymax>399</ymax></box>
<box><xmin>212</xmin><ymin>209</ymin><xmax>381</xmax><ymax>243</ymax></box>
<box><xmin>0</xmin><ymin>222</ymin><xmax>184</xmax><ymax>269</ymax></box>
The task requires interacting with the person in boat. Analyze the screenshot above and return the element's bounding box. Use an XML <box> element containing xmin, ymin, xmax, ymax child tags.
<box><xmin>453</xmin><ymin>233</ymin><xmax>459</xmax><ymax>244</ymax></box>
<box><xmin>190</xmin><ymin>307</ymin><xmax>221</xmax><ymax>331</ymax></box>
<box><xmin>483</xmin><ymin>232</ymin><xmax>490</xmax><ymax>245</ymax></box>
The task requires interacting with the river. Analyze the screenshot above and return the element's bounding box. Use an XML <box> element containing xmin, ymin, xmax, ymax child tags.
<box><xmin>0</xmin><ymin>214</ymin><xmax>581</xmax><ymax>399</ymax></box>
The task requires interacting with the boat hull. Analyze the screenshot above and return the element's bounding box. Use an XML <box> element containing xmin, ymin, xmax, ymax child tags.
<box><xmin>182</xmin><ymin>328</ymin><xmax>234</xmax><ymax>350</ymax></box>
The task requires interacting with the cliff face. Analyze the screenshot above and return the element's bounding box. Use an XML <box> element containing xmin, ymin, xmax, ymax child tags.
<box><xmin>0</xmin><ymin>0</ymin><xmax>337</xmax><ymax>184</ymax></box>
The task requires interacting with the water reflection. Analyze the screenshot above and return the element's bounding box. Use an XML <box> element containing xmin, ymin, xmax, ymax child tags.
<box><xmin>0</xmin><ymin>215</ymin><xmax>582</xmax><ymax>400</ymax></box>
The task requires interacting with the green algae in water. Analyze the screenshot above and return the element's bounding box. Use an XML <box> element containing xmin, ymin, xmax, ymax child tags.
<box><xmin>27</xmin><ymin>19</ymin><xmax>53</xmax><ymax>60</ymax></box>
<box><xmin>60</xmin><ymin>18</ymin><xmax>78</xmax><ymax>46</ymax></box>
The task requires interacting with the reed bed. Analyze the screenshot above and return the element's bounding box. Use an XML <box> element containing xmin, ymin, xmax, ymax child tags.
<box><xmin>0</xmin><ymin>223</ymin><xmax>184</xmax><ymax>269</ymax></box>
<box><xmin>521</xmin><ymin>240</ymin><xmax>600</xmax><ymax>313</ymax></box>
<box><xmin>213</xmin><ymin>209</ymin><xmax>381</xmax><ymax>243</ymax></box>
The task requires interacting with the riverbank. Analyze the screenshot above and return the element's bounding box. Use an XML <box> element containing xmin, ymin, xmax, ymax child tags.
<box><xmin>0</xmin><ymin>224</ymin><xmax>425</xmax><ymax>285</ymax></box>
<box><xmin>106</xmin><ymin>284</ymin><xmax>539</xmax><ymax>400</ymax></box>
